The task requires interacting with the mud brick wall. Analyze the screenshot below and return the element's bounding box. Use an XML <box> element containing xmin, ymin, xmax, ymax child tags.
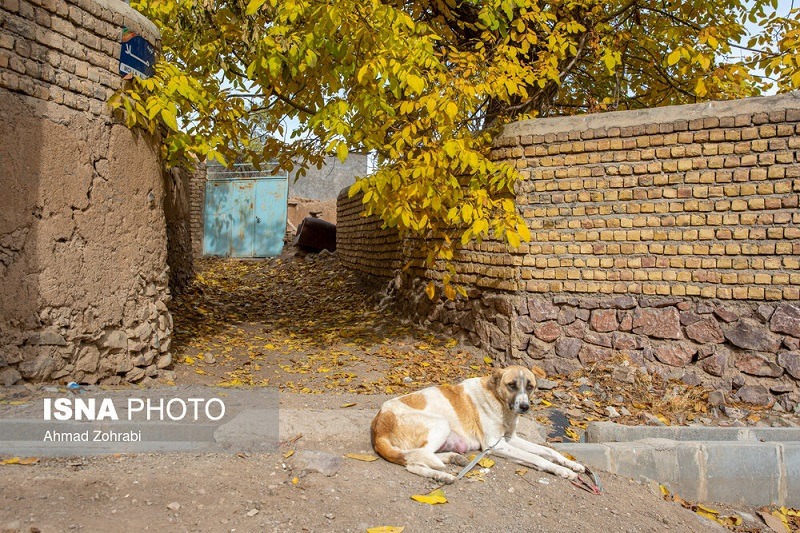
<box><xmin>164</xmin><ymin>166</ymin><xmax>194</xmax><ymax>292</ymax></box>
<box><xmin>0</xmin><ymin>0</ymin><xmax>173</xmax><ymax>386</ymax></box>
<box><xmin>337</xmin><ymin>93</ymin><xmax>800</xmax><ymax>409</ymax></box>
<box><xmin>337</xmin><ymin>189</ymin><xmax>403</xmax><ymax>276</ymax></box>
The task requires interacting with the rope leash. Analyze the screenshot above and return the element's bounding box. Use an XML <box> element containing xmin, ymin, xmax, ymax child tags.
<box><xmin>455</xmin><ymin>436</ymin><xmax>504</xmax><ymax>480</ymax></box>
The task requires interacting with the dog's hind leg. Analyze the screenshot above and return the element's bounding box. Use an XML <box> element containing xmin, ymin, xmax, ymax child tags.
<box><xmin>401</xmin><ymin>416</ymin><xmax>462</xmax><ymax>483</ymax></box>
<box><xmin>404</xmin><ymin>449</ymin><xmax>457</xmax><ymax>484</ymax></box>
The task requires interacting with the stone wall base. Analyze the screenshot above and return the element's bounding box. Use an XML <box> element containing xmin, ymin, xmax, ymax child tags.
<box><xmin>388</xmin><ymin>274</ymin><xmax>800</xmax><ymax>410</ymax></box>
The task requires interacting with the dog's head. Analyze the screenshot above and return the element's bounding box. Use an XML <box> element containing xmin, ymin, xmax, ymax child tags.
<box><xmin>487</xmin><ymin>366</ymin><xmax>537</xmax><ymax>414</ymax></box>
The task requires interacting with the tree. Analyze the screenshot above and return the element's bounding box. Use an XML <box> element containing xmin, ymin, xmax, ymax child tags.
<box><xmin>112</xmin><ymin>0</ymin><xmax>799</xmax><ymax>298</ymax></box>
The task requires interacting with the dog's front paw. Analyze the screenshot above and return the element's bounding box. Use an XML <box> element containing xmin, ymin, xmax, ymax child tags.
<box><xmin>556</xmin><ymin>467</ymin><xmax>579</xmax><ymax>480</ymax></box>
<box><xmin>568</xmin><ymin>461</ymin><xmax>586</xmax><ymax>474</ymax></box>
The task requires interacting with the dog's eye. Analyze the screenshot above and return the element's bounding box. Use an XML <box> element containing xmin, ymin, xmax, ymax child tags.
<box><xmin>507</xmin><ymin>382</ymin><xmax>517</xmax><ymax>391</ymax></box>
<box><xmin>526</xmin><ymin>383</ymin><xmax>534</xmax><ymax>392</ymax></box>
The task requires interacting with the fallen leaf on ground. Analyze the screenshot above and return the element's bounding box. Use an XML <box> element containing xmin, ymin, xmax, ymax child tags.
<box><xmin>283</xmin><ymin>450</ymin><xmax>294</xmax><ymax>459</ymax></box>
<box><xmin>477</xmin><ymin>457</ymin><xmax>495</xmax><ymax>468</ymax></box>
<box><xmin>339</xmin><ymin>402</ymin><xmax>356</xmax><ymax>408</ymax></box>
<box><xmin>1</xmin><ymin>457</ymin><xmax>38</xmax><ymax>465</ymax></box>
<box><xmin>411</xmin><ymin>488</ymin><xmax>447</xmax><ymax>505</ymax></box>
<box><xmin>367</xmin><ymin>527</ymin><xmax>405</xmax><ymax>533</ymax></box>
<box><xmin>759</xmin><ymin>509</ymin><xmax>790</xmax><ymax>533</ymax></box>
<box><xmin>344</xmin><ymin>453</ymin><xmax>378</xmax><ymax>462</ymax></box>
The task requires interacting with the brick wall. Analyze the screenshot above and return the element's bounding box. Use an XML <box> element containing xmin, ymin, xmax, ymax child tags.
<box><xmin>188</xmin><ymin>162</ymin><xmax>206</xmax><ymax>257</ymax></box>
<box><xmin>0</xmin><ymin>0</ymin><xmax>172</xmax><ymax>386</ymax></box>
<box><xmin>337</xmin><ymin>189</ymin><xmax>402</xmax><ymax>276</ymax></box>
<box><xmin>0</xmin><ymin>0</ymin><xmax>157</xmax><ymax>115</ymax></box>
<box><xmin>337</xmin><ymin>93</ymin><xmax>800</xmax><ymax>409</ymax></box>
<box><xmin>501</xmin><ymin>94</ymin><xmax>800</xmax><ymax>301</ymax></box>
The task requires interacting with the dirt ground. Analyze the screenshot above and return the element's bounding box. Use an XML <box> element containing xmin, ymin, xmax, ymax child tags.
<box><xmin>0</xmin><ymin>253</ymin><xmax>796</xmax><ymax>532</ymax></box>
<box><xmin>0</xmin><ymin>401</ymin><xmax>724</xmax><ymax>533</ymax></box>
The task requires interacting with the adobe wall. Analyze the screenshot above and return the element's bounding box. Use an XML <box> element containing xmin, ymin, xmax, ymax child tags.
<box><xmin>164</xmin><ymin>165</ymin><xmax>194</xmax><ymax>292</ymax></box>
<box><xmin>337</xmin><ymin>93</ymin><xmax>800</xmax><ymax>409</ymax></box>
<box><xmin>0</xmin><ymin>0</ymin><xmax>171</xmax><ymax>385</ymax></box>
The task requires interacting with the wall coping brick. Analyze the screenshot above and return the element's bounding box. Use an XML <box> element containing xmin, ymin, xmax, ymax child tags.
<box><xmin>501</xmin><ymin>92</ymin><xmax>800</xmax><ymax>140</ymax></box>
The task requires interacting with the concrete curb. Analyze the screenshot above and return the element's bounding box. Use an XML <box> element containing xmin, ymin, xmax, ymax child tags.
<box><xmin>554</xmin><ymin>422</ymin><xmax>800</xmax><ymax>507</ymax></box>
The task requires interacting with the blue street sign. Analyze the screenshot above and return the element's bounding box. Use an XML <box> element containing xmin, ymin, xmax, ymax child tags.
<box><xmin>119</xmin><ymin>34</ymin><xmax>155</xmax><ymax>79</ymax></box>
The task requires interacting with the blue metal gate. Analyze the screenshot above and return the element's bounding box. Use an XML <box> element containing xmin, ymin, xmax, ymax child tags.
<box><xmin>202</xmin><ymin>164</ymin><xmax>288</xmax><ymax>257</ymax></box>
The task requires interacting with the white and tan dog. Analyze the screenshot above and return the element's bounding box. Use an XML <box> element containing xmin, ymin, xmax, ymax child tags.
<box><xmin>371</xmin><ymin>366</ymin><xmax>585</xmax><ymax>484</ymax></box>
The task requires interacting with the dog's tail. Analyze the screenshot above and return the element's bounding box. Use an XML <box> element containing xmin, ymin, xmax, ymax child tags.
<box><xmin>370</xmin><ymin>410</ymin><xmax>407</xmax><ymax>466</ymax></box>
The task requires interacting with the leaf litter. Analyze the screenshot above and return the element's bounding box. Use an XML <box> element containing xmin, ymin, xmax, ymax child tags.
<box><xmin>169</xmin><ymin>254</ymin><xmax>485</xmax><ymax>393</ymax></box>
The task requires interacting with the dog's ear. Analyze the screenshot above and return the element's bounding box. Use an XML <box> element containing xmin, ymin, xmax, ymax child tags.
<box><xmin>489</xmin><ymin>367</ymin><xmax>504</xmax><ymax>387</ymax></box>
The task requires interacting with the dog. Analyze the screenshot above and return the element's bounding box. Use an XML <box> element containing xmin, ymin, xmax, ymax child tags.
<box><xmin>370</xmin><ymin>365</ymin><xmax>586</xmax><ymax>484</ymax></box>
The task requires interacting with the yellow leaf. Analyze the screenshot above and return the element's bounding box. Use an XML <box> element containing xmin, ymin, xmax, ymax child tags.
<box><xmin>517</xmin><ymin>221</ymin><xmax>532</xmax><ymax>242</ymax></box>
<box><xmin>367</xmin><ymin>527</ymin><xmax>405</xmax><ymax>533</ymax></box>
<box><xmin>183</xmin><ymin>356</ymin><xmax>195</xmax><ymax>365</ymax></box>
<box><xmin>461</xmin><ymin>203</ymin><xmax>474</xmax><ymax>223</ymax></box>
<box><xmin>344</xmin><ymin>453</ymin><xmax>378</xmax><ymax>462</ymax></box>
<box><xmin>477</xmin><ymin>457</ymin><xmax>495</xmax><ymax>468</ymax></box>
<box><xmin>1</xmin><ymin>457</ymin><xmax>38</xmax><ymax>465</ymax></box>
<box><xmin>244</xmin><ymin>0</ymin><xmax>267</xmax><ymax>15</ymax></box>
<box><xmin>283</xmin><ymin>450</ymin><xmax>294</xmax><ymax>459</ymax></box>
<box><xmin>160</xmin><ymin>108</ymin><xmax>179</xmax><ymax>132</ymax></box>
<box><xmin>406</xmin><ymin>74</ymin><xmax>424</xmax><ymax>95</ymax></box>
<box><xmin>483</xmin><ymin>355</ymin><xmax>492</xmax><ymax>365</ymax></box>
<box><xmin>411</xmin><ymin>488</ymin><xmax>447</xmax><ymax>505</ymax></box>
<box><xmin>291</xmin><ymin>477</ymin><xmax>299</xmax><ymax>485</ymax></box>
<box><xmin>540</xmin><ymin>399</ymin><xmax>552</xmax><ymax>407</ymax></box>
<box><xmin>425</xmin><ymin>281</ymin><xmax>435</xmax><ymax>300</ymax></box>
<box><xmin>564</xmin><ymin>427</ymin><xmax>580</xmax><ymax>442</ymax></box>
<box><xmin>515</xmin><ymin>468</ymin><xmax>528</xmax><ymax>476</ymax></box>
<box><xmin>443</xmin><ymin>283</ymin><xmax>456</xmax><ymax>301</ymax></box>
<box><xmin>336</xmin><ymin>142</ymin><xmax>348</xmax><ymax>163</ymax></box>
<box><xmin>695</xmin><ymin>504</ymin><xmax>718</xmax><ymax>516</ymax></box>
<box><xmin>695</xmin><ymin>78</ymin><xmax>708</xmax><ymax>97</ymax></box>
<box><xmin>659</xmin><ymin>484</ymin><xmax>671</xmax><ymax>497</ymax></box>
<box><xmin>507</xmin><ymin>231</ymin><xmax>521</xmax><ymax>248</ymax></box>
<box><xmin>340</xmin><ymin>402</ymin><xmax>357</xmax><ymax>408</ymax></box>
<box><xmin>667</xmin><ymin>49</ymin><xmax>681</xmax><ymax>66</ymax></box>
<box><xmin>445</xmin><ymin>101</ymin><xmax>458</xmax><ymax>119</ymax></box>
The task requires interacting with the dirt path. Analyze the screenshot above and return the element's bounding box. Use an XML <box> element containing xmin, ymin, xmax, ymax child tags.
<box><xmin>168</xmin><ymin>254</ymin><xmax>487</xmax><ymax>394</ymax></box>
<box><xmin>1</xmin><ymin>254</ymin><xmax>795</xmax><ymax>532</ymax></box>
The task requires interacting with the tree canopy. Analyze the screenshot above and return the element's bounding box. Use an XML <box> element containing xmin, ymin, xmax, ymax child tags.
<box><xmin>113</xmin><ymin>0</ymin><xmax>800</xmax><ymax>297</ymax></box>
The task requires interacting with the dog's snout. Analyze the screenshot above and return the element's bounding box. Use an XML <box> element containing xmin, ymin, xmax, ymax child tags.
<box><xmin>519</xmin><ymin>403</ymin><xmax>530</xmax><ymax>413</ymax></box>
